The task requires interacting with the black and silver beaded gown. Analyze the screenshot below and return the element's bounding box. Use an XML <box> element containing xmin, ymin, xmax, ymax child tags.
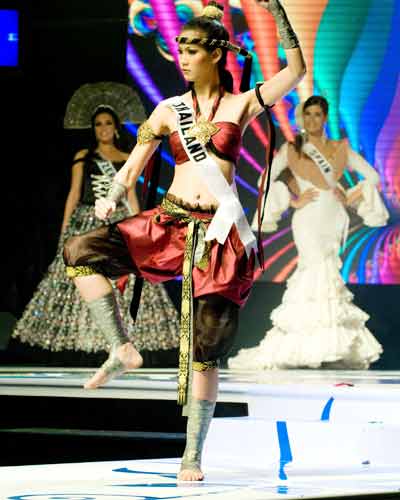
<box><xmin>12</xmin><ymin>155</ymin><xmax>180</xmax><ymax>352</ymax></box>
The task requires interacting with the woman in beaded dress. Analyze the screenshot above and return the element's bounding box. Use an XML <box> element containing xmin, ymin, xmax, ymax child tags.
<box><xmin>12</xmin><ymin>103</ymin><xmax>180</xmax><ymax>353</ymax></box>
<box><xmin>229</xmin><ymin>96</ymin><xmax>388</xmax><ymax>371</ymax></box>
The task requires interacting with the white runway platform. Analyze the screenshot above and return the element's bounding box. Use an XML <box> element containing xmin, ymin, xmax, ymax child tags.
<box><xmin>1</xmin><ymin>368</ymin><xmax>400</xmax><ymax>499</ymax></box>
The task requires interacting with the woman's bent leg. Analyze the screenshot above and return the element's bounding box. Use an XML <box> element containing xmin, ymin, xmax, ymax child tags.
<box><xmin>64</xmin><ymin>226</ymin><xmax>143</xmax><ymax>388</ymax></box>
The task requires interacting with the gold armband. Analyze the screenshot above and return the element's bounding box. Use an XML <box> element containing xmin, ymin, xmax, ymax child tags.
<box><xmin>192</xmin><ymin>360</ymin><xmax>220</xmax><ymax>372</ymax></box>
<box><xmin>66</xmin><ymin>265</ymin><xmax>98</xmax><ymax>278</ymax></box>
<box><xmin>137</xmin><ymin>121</ymin><xmax>163</xmax><ymax>145</ymax></box>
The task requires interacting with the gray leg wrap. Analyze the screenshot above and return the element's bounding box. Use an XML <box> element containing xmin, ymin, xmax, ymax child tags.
<box><xmin>181</xmin><ymin>398</ymin><xmax>216</xmax><ymax>471</ymax></box>
<box><xmin>87</xmin><ymin>292</ymin><xmax>128</xmax><ymax>376</ymax></box>
<box><xmin>87</xmin><ymin>292</ymin><xmax>127</xmax><ymax>348</ymax></box>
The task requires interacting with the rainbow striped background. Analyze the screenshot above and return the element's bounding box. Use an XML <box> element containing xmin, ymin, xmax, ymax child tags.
<box><xmin>125</xmin><ymin>0</ymin><xmax>400</xmax><ymax>284</ymax></box>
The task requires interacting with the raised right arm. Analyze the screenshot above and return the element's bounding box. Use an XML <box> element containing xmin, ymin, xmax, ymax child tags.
<box><xmin>241</xmin><ymin>0</ymin><xmax>306</xmax><ymax>124</ymax></box>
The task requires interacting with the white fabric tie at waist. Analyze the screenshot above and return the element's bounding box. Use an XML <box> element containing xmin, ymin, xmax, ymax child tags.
<box><xmin>205</xmin><ymin>196</ymin><xmax>257</xmax><ymax>256</ymax></box>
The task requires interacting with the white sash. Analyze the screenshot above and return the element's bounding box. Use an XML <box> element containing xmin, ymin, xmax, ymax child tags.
<box><xmin>302</xmin><ymin>142</ymin><xmax>336</xmax><ymax>189</ymax></box>
<box><xmin>92</xmin><ymin>159</ymin><xmax>134</xmax><ymax>215</ymax></box>
<box><xmin>168</xmin><ymin>98</ymin><xmax>257</xmax><ymax>257</ymax></box>
<box><xmin>302</xmin><ymin>141</ymin><xmax>349</xmax><ymax>245</ymax></box>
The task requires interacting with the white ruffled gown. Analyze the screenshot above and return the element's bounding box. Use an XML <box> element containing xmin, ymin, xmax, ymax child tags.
<box><xmin>229</xmin><ymin>141</ymin><xmax>388</xmax><ymax>370</ymax></box>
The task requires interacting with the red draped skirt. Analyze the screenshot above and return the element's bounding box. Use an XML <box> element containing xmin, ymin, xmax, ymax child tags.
<box><xmin>117</xmin><ymin>201</ymin><xmax>255</xmax><ymax>307</ymax></box>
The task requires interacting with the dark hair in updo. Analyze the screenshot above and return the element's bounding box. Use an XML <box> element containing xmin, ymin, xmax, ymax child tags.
<box><xmin>294</xmin><ymin>95</ymin><xmax>329</xmax><ymax>153</ymax></box>
<box><xmin>182</xmin><ymin>2</ymin><xmax>234</xmax><ymax>92</ymax></box>
<box><xmin>303</xmin><ymin>95</ymin><xmax>329</xmax><ymax>116</ymax></box>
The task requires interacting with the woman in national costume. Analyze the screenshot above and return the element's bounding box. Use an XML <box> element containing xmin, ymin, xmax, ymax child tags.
<box><xmin>229</xmin><ymin>96</ymin><xmax>388</xmax><ymax>371</ymax></box>
<box><xmin>13</xmin><ymin>88</ymin><xmax>180</xmax><ymax>354</ymax></box>
<box><xmin>63</xmin><ymin>0</ymin><xmax>306</xmax><ymax>481</ymax></box>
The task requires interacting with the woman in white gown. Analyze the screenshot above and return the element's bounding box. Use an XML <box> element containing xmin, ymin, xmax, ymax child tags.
<box><xmin>229</xmin><ymin>96</ymin><xmax>388</xmax><ymax>370</ymax></box>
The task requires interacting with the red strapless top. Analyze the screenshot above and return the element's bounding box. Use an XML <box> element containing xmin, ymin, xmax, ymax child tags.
<box><xmin>169</xmin><ymin>121</ymin><xmax>241</xmax><ymax>165</ymax></box>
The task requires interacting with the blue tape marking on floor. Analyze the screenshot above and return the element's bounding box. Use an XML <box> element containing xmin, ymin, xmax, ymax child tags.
<box><xmin>276</xmin><ymin>485</ymin><xmax>289</xmax><ymax>494</ymax></box>
<box><xmin>276</xmin><ymin>421</ymin><xmax>293</xmax><ymax>481</ymax></box>
<box><xmin>117</xmin><ymin>482</ymin><xmax>238</xmax><ymax>489</ymax></box>
<box><xmin>113</xmin><ymin>467</ymin><xmax>177</xmax><ymax>480</ymax></box>
<box><xmin>321</xmin><ymin>397</ymin><xmax>335</xmax><ymax>421</ymax></box>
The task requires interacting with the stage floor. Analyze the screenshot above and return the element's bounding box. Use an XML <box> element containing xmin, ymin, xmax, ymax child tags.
<box><xmin>1</xmin><ymin>368</ymin><xmax>400</xmax><ymax>499</ymax></box>
<box><xmin>1</xmin><ymin>366</ymin><xmax>400</xmax><ymax>401</ymax></box>
<box><xmin>1</xmin><ymin>457</ymin><xmax>400</xmax><ymax>499</ymax></box>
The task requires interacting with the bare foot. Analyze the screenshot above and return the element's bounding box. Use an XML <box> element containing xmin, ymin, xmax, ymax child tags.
<box><xmin>177</xmin><ymin>468</ymin><xmax>204</xmax><ymax>482</ymax></box>
<box><xmin>84</xmin><ymin>343</ymin><xmax>143</xmax><ymax>389</ymax></box>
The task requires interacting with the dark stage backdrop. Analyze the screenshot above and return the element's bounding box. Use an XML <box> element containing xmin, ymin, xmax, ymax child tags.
<box><xmin>1</xmin><ymin>0</ymin><xmax>134</xmax><ymax>361</ymax></box>
<box><xmin>2</xmin><ymin>0</ymin><xmax>128</xmax><ymax>315</ymax></box>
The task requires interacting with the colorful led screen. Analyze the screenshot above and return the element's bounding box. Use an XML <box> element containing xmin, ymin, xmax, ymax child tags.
<box><xmin>126</xmin><ymin>0</ymin><xmax>400</xmax><ymax>284</ymax></box>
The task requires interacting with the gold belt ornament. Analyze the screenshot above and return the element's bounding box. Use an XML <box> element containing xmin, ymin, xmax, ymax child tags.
<box><xmin>159</xmin><ymin>198</ymin><xmax>211</xmax><ymax>407</ymax></box>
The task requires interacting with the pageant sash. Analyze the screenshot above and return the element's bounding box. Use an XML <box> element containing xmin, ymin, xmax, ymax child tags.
<box><xmin>302</xmin><ymin>142</ymin><xmax>336</xmax><ymax>189</ymax></box>
<box><xmin>302</xmin><ymin>141</ymin><xmax>349</xmax><ymax>245</ymax></box>
<box><xmin>92</xmin><ymin>159</ymin><xmax>134</xmax><ymax>215</ymax></box>
<box><xmin>168</xmin><ymin>98</ymin><xmax>257</xmax><ymax>257</ymax></box>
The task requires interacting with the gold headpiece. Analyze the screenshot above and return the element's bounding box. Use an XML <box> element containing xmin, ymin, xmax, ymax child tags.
<box><xmin>175</xmin><ymin>36</ymin><xmax>251</xmax><ymax>60</ymax></box>
<box><xmin>64</xmin><ymin>81</ymin><xmax>146</xmax><ymax>129</ymax></box>
<box><xmin>202</xmin><ymin>4</ymin><xmax>223</xmax><ymax>22</ymax></box>
<box><xmin>176</xmin><ymin>1</ymin><xmax>253</xmax><ymax>93</ymax></box>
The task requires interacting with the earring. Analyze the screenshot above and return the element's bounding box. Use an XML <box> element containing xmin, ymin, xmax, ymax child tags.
<box><xmin>114</xmin><ymin>130</ymin><xmax>120</xmax><ymax>140</ymax></box>
<box><xmin>300</xmin><ymin>128</ymin><xmax>308</xmax><ymax>142</ymax></box>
